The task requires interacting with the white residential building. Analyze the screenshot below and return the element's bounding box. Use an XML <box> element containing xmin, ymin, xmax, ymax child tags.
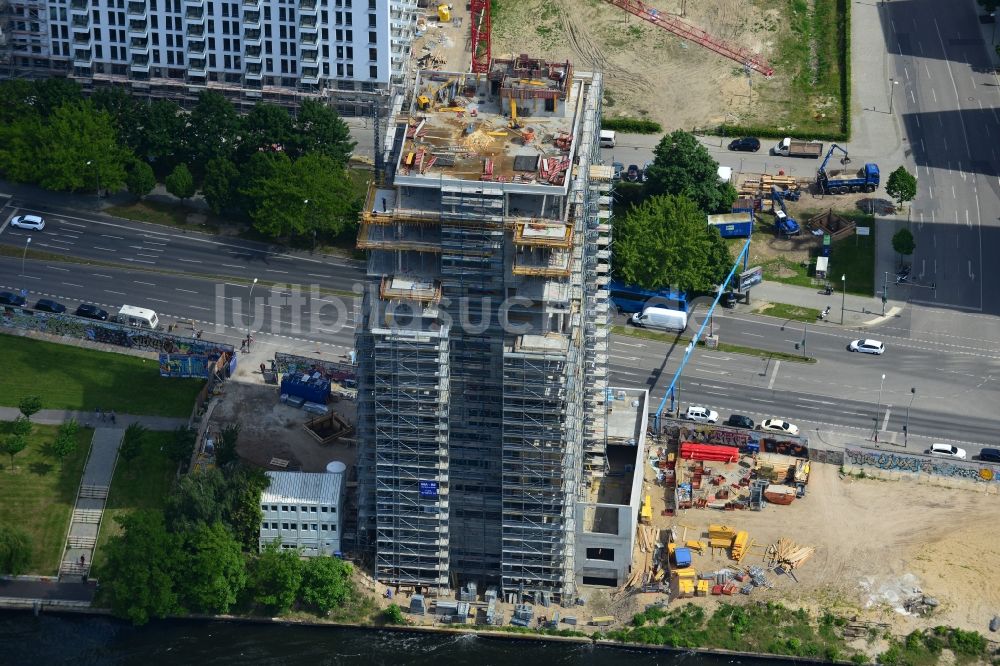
<box><xmin>2</xmin><ymin>0</ymin><xmax>417</xmax><ymax>112</ymax></box>
<box><xmin>259</xmin><ymin>463</ymin><xmax>346</xmax><ymax>556</ymax></box>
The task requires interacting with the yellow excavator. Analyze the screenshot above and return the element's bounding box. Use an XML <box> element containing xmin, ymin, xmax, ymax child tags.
<box><xmin>509</xmin><ymin>98</ymin><xmax>522</xmax><ymax>129</ymax></box>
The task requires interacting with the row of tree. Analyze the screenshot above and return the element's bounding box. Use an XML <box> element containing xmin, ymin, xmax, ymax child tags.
<box><xmin>101</xmin><ymin>459</ymin><xmax>354</xmax><ymax>625</ymax></box>
<box><xmin>614</xmin><ymin>130</ymin><xmax>736</xmax><ymax>292</ymax></box>
<box><xmin>0</xmin><ymin>79</ymin><xmax>362</xmax><ymax>242</ymax></box>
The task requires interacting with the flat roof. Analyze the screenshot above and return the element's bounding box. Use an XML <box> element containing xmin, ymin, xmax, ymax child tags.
<box><xmin>263</xmin><ymin>471</ymin><xmax>343</xmax><ymax>505</ymax></box>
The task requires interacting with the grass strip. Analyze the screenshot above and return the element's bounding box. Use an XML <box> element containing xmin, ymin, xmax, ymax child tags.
<box><xmin>0</xmin><ymin>333</ymin><xmax>204</xmax><ymax>417</ymax></box>
<box><xmin>0</xmin><ymin>421</ymin><xmax>93</xmax><ymax>574</ymax></box>
<box><xmin>612</xmin><ymin>325</ymin><xmax>815</xmax><ymax>363</ymax></box>
<box><xmin>755</xmin><ymin>302</ymin><xmax>821</xmax><ymax>323</ymax></box>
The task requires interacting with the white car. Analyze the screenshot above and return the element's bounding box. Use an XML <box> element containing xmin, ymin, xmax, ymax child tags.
<box><xmin>759</xmin><ymin>419</ymin><xmax>800</xmax><ymax>436</ymax></box>
<box><xmin>684</xmin><ymin>405</ymin><xmax>719</xmax><ymax>424</ymax></box>
<box><xmin>849</xmin><ymin>339</ymin><xmax>885</xmax><ymax>355</ymax></box>
<box><xmin>9</xmin><ymin>214</ymin><xmax>45</xmax><ymax>231</ymax></box>
<box><xmin>927</xmin><ymin>443</ymin><xmax>966</xmax><ymax>460</ymax></box>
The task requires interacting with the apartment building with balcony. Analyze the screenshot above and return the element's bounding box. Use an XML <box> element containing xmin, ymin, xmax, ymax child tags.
<box><xmin>2</xmin><ymin>0</ymin><xmax>417</xmax><ymax>112</ymax></box>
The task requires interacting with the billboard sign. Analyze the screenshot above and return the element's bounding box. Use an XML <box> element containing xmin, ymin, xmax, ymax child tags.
<box><xmin>419</xmin><ymin>480</ymin><xmax>439</xmax><ymax>498</ymax></box>
<box><xmin>737</xmin><ymin>266</ymin><xmax>764</xmax><ymax>293</ymax></box>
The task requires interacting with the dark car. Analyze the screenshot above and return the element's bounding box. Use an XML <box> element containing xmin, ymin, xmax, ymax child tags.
<box><xmin>978</xmin><ymin>448</ymin><xmax>1000</xmax><ymax>463</ymax></box>
<box><xmin>612</xmin><ymin>161</ymin><xmax>624</xmax><ymax>181</ymax></box>
<box><xmin>34</xmin><ymin>298</ymin><xmax>66</xmax><ymax>313</ymax></box>
<box><xmin>74</xmin><ymin>303</ymin><xmax>109</xmax><ymax>321</ymax></box>
<box><xmin>625</xmin><ymin>164</ymin><xmax>640</xmax><ymax>182</ymax></box>
<box><xmin>0</xmin><ymin>291</ymin><xmax>27</xmax><ymax>306</ymax></box>
<box><xmin>720</xmin><ymin>291</ymin><xmax>737</xmax><ymax>308</ymax></box>
<box><xmin>725</xmin><ymin>414</ymin><xmax>755</xmax><ymax>429</ymax></box>
<box><xmin>727</xmin><ymin>137</ymin><xmax>761</xmax><ymax>152</ymax></box>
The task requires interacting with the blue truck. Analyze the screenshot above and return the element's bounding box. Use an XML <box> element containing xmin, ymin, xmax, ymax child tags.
<box><xmin>771</xmin><ymin>186</ymin><xmax>801</xmax><ymax>236</ymax></box>
<box><xmin>707</xmin><ymin>211</ymin><xmax>753</xmax><ymax>238</ymax></box>
<box><xmin>609</xmin><ymin>281</ymin><xmax>689</xmax><ymax>315</ymax></box>
<box><xmin>817</xmin><ymin>144</ymin><xmax>880</xmax><ymax>194</ymax></box>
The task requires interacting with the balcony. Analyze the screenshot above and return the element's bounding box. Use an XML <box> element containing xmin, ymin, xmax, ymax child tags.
<box><xmin>245</xmin><ymin>64</ymin><xmax>263</xmax><ymax>79</ymax></box>
<box><xmin>189</xmin><ymin>58</ymin><xmax>207</xmax><ymax>75</ymax></box>
<box><xmin>70</xmin><ymin>0</ymin><xmax>88</xmax><ymax>11</ymax></box>
<box><xmin>129</xmin><ymin>37</ymin><xmax>149</xmax><ymax>53</ymax></box>
<box><xmin>244</xmin><ymin>46</ymin><xmax>262</xmax><ymax>62</ymax></box>
<box><xmin>243</xmin><ymin>10</ymin><xmax>261</xmax><ymax>27</ymax></box>
<box><xmin>185</xmin><ymin>7</ymin><xmax>205</xmax><ymax>21</ymax></box>
<box><xmin>301</xmin><ymin>67</ymin><xmax>319</xmax><ymax>84</ymax></box>
<box><xmin>244</xmin><ymin>28</ymin><xmax>262</xmax><ymax>44</ymax></box>
<box><xmin>72</xmin><ymin>49</ymin><xmax>93</xmax><ymax>67</ymax></box>
<box><xmin>300</xmin><ymin>48</ymin><xmax>318</xmax><ymax>64</ymax></box>
<box><xmin>300</xmin><ymin>16</ymin><xmax>318</xmax><ymax>30</ymax></box>
<box><xmin>127</xmin><ymin>1</ymin><xmax>146</xmax><ymax>15</ymax></box>
<box><xmin>300</xmin><ymin>0</ymin><xmax>317</xmax><ymax>10</ymax></box>
<box><xmin>242</xmin><ymin>0</ymin><xmax>260</xmax><ymax>6</ymax></box>
<box><xmin>187</xmin><ymin>40</ymin><xmax>206</xmax><ymax>54</ymax></box>
<box><xmin>72</xmin><ymin>15</ymin><xmax>90</xmax><ymax>28</ymax></box>
<box><xmin>185</xmin><ymin>0</ymin><xmax>205</xmax><ymax>5</ymax></box>
<box><xmin>300</xmin><ymin>32</ymin><xmax>318</xmax><ymax>45</ymax></box>
<box><xmin>72</xmin><ymin>31</ymin><xmax>92</xmax><ymax>45</ymax></box>
<box><xmin>130</xmin><ymin>55</ymin><xmax>150</xmax><ymax>72</ymax></box>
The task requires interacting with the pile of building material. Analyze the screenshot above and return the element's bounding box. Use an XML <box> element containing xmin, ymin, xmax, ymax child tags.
<box><xmin>731</xmin><ymin>530</ymin><xmax>751</xmax><ymax>562</ymax></box>
<box><xmin>636</xmin><ymin>524</ymin><xmax>658</xmax><ymax>552</ymax></box>
<box><xmin>708</xmin><ymin>524</ymin><xmax>737</xmax><ymax>550</ymax></box>
<box><xmin>767</xmin><ymin>537</ymin><xmax>816</xmax><ymax>570</ymax></box>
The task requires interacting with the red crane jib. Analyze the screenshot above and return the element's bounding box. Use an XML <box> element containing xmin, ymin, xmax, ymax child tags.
<box><xmin>470</xmin><ymin>0</ymin><xmax>492</xmax><ymax>74</ymax></box>
<box><xmin>605</xmin><ymin>0</ymin><xmax>773</xmax><ymax>77</ymax></box>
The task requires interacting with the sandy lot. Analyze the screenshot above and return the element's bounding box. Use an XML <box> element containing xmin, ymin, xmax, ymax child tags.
<box><xmin>640</xmin><ymin>455</ymin><xmax>1000</xmax><ymax>640</ymax></box>
<box><xmin>492</xmin><ymin>0</ymin><xmax>787</xmax><ymax>130</ymax></box>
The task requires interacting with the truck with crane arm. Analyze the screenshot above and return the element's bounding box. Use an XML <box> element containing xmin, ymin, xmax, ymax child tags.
<box><xmin>816</xmin><ymin>144</ymin><xmax>880</xmax><ymax>194</ymax></box>
<box><xmin>770</xmin><ymin>186</ymin><xmax>800</xmax><ymax>236</ymax></box>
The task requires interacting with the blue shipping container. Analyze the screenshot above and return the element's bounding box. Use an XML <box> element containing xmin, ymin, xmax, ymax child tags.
<box><xmin>707</xmin><ymin>212</ymin><xmax>754</xmax><ymax>238</ymax></box>
<box><xmin>609</xmin><ymin>280</ymin><xmax>689</xmax><ymax>315</ymax></box>
<box><xmin>280</xmin><ymin>373</ymin><xmax>331</xmax><ymax>404</ymax></box>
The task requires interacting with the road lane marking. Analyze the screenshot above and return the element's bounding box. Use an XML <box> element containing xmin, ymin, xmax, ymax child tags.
<box><xmin>46</xmin><ymin>266</ymin><xmax>69</xmax><ymax>272</ymax></box>
<box><xmin>93</xmin><ymin>246</ymin><xmax>114</xmax><ymax>251</ymax></box>
<box><xmin>59</xmin><ymin>221</ymin><xmax>85</xmax><ymax>228</ymax></box>
<box><xmin>267</xmin><ymin>269</ymin><xmax>289</xmax><ymax>274</ymax></box>
<box><xmin>129</xmin><ymin>244</ymin><xmax>163</xmax><ymax>251</ymax></box>
<box><xmin>767</xmin><ymin>360</ymin><xmax>780</xmax><ymax>390</ymax></box>
<box><xmin>308</xmin><ymin>274</ymin><xmax>332</xmax><ymax>278</ymax></box>
<box><xmin>122</xmin><ymin>258</ymin><xmax>155</xmax><ymax>264</ymax></box>
<box><xmin>175</xmin><ymin>288</ymin><xmax>198</xmax><ymax>294</ymax></box>
<box><xmin>799</xmin><ymin>398</ymin><xmax>835</xmax><ymax>405</ymax></box>
<box><xmin>880</xmin><ymin>406</ymin><xmax>892</xmax><ymax>431</ymax></box>
<box><xmin>100</xmin><ymin>234</ymin><xmax>124</xmax><ymax>239</ymax></box>
<box><xmin>952</xmin><ymin>185</ymin><xmax>956</xmax><ymax>198</ymax></box>
<box><xmin>931</xmin><ymin>88</ymin><xmax>937</xmax><ymax>103</ymax></box>
<box><xmin>221</xmin><ymin>264</ymin><xmax>244</xmax><ymax>269</ymax></box>
<box><xmin>136</xmin><ymin>253</ymin><xmax>160</xmax><ymax>258</ymax></box>
<box><xmin>189</xmin><ymin>306</ymin><xmax>211</xmax><ymax>311</ymax></box>
<box><xmin>910</xmin><ymin>90</ymin><xmax>916</xmax><ymax>104</ymax></box>
<box><xmin>943</xmin><ymin>136</ymin><xmax>948</xmax><ymax>151</ymax></box>
<box><xmin>147</xmin><ymin>298</ymin><xmax>167</xmax><ymax>303</ymax></box>
<box><xmin>62</xmin><ymin>282</ymin><xmax>83</xmax><ymax>287</ymax></box>
<box><xmin>966</xmin><ymin>210</ymin><xmax>971</xmax><ymax>228</ymax></box>
<box><xmin>904</xmin><ymin>66</ymin><xmax>909</xmax><ymax>80</ymax></box>
<box><xmin>614</xmin><ymin>341</ymin><xmax>645</xmax><ymax>348</ymax></box>
<box><xmin>178</xmin><ymin>258</ymin><xmax>202</xmax><ymax>263</ymax></box>
<box><xmin>135</xmin><ymin>281</ymin><xmax>155</xmax><ymax>286</ymax></box>
<box><xmin>105</xmin><ymin>290</ymin><xmax>125</xmax><ymax>295</ymax></box>
<box><xmin>91</xmin><ymin>273</ymin><xmax>112</xmax><ymax>278</ymax></box>
<box><xmin>969</xmin><ymin>261</ymin><xmax>975</xmax><ymax>280</ymax></box>
<box><xmin>934</xmin><ymin>18</ymin><xmax>973</xmax><ymax>157</ymax></box>
<box><xmin>742</xmin><ymin>332</ymin><xmax>763</xmax><ymax>337</ymax></box>
<box><xmin>925</xmin><ymin>63</ymin><xmax>931</xmax><ymax>78</ymax></box>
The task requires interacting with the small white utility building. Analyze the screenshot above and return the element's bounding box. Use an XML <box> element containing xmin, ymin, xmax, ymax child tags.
<box><xmin>259</xmin><ymin>462</ymin><xmax>347</xmax><ymax>556</ymax></box>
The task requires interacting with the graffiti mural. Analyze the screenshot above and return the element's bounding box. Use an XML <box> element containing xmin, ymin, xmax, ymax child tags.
<box><xmin>845</xmin><ymin>446</ymin><xmax>1000</xmax><ymax>485</ymax></box>
<box><xmin>274</xmin><ymin>352</ymin><xmax>356</xmax><ymax>383</ymax></box>
<box><xmin>1</xmin><ymin>307</ymin><xmax>234</xmax><ymax>377</ymax></box>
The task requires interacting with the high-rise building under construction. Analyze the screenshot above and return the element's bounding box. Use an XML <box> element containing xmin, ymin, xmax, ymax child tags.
<box><xmin>355</xmin><ymin>56</ymin><xmax>615</xmax><ymax>602</ymax></box>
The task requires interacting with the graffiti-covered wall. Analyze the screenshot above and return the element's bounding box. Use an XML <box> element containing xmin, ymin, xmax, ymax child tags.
<box><xmin>1</xmin><ymin>306</ymin><xmax>234</xmax><ymax>378</ymax></box>
<box><xmin>274</xmin><ymin>352</ymin><xmax>356</xmax><ymax>383</ymax></box>
<box><xmin>663</xmin><ymin>418</ymin><xmax>809</xmax><ymax>457</ymax></box>
<box><xmin>845</xmin><ymin>446</ymin><xmax>1000</xmax><ymax>485</ymax></box>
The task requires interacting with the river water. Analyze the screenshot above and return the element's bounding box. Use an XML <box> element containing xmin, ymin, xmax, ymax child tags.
<box><xmin>0</xmin><ymin>611</ymin><xmax>799</xmax><ymax>666</ymax></box>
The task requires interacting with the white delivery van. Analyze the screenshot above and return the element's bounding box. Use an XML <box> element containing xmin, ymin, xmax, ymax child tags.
<box><xmin>116</xmin><ymin>305</ymin><xmax>160</xmax><ymax>330</ymax></box>
<box><xmin>599</xmin><ymin>130</ymin><xmax>616</xmax><ymax>148</ymax></box>
<box><xmin>630</xmin><ymin>306</ymin><xmax>687</xmax><ymax>332</ymax></box>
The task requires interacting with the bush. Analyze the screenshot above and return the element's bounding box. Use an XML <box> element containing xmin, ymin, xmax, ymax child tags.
<box><xmin>602</xmin><ymin>117</ymin><xmax>662</xmax><ymax>134</ymax></box>
<box><xmin>383</xmin><ymin>603</ymin><xmax>405</xmax><ymax>625</ymax></box>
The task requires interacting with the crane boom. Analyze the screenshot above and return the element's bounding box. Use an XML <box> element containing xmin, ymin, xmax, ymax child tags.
<box><xmin>602</xmin><ymin>0</ymin><xmax>773</xmax><ymax>77</ymax></box>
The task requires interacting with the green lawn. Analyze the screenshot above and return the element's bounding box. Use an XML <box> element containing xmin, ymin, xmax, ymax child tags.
<box><xmin>828</xmin><ymin>225</ymin><xmax>876</xmax><ymax>297</ymax></box>
<box><xmin>0</xmin><ymin>421</ymin><xmax>93</xmax><ymax>574</ymax></box>
<box><xmin>611</xmin><ymin>325</ymin><xmax>814</xmax><ymax>363</ymax></box>
<box><xmin>0</xmin><ymin>334</ymin><xmax>204</xmax><ymax>417</ymax></box>
<box><xmin>106</xmin><ymin>199</ymin><xmax>221</xmax><ymax>233</ymax></box>
<box><xmin>756</xmin><ymin>303</ymin><xmax>822</xmax><ymax>323</ymax></box>
<box><xmin>91</xmin><ymin>430</ymin><xmax>176</xmax><ymax>576</ymax></box>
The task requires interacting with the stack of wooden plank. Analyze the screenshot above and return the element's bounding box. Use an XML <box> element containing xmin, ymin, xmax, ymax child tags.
<box><xmin>708</xmin><ymin>524</ymin><xmax>737</xmax><ymax>549</ymax></box>
<box><xmin>636</xmin><ymin>524</ymin><xmax>658</xmax><ymax>553</ymax></box>
<box><xmin>731</xmin><ymin>530</ymin><xmax>749</xmax><ymax>560</ymax></box>
<box><xmin>767</xmin><ymin>537</ymin><xmax>816</xmax><ymax>569</ymax></box>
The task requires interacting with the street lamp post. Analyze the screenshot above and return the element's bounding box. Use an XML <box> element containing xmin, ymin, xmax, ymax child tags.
<box><xmin>86</xmin><ymin>160</ymin><xmax>101</xmax><ymax>200</ymax></box>
<box><xmin>882</xmin><ymin>271</ymin><xmax>889</xmax><ymax>316</ymax></box>
<box><xmin>246</xmin><ymin>277</ymin><xmax>258</xmax><ymax>352</ymax></box>
<box><xmin>21</xmin><ymin>237</ymin><xmax>31</xmax><ymax>276</ymax></box>
<box><xmin>840</xmin><ymin>274</ymin><xmax>846</xmax><ymax>325</ymax></box>
<box><xmin>874</xmin><ymin>373</ymin><xmax>886</xmax><ymax>441</ymax></box>
<box><xmin>904</xmin><ymin>387</ymin><xmax>916</xmax><ymax>447</ymax></box>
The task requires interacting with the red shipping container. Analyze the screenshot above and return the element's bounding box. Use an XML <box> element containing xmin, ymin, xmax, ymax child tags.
<box><xmin>679</xmin><ymin>442</ymin><xmax>740</xmax><ymax>463</ymax></box>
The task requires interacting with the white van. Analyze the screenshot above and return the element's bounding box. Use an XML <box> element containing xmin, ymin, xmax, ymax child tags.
<box><xmin>116</xmin><ymin>304</ymin><xmax>159</xmax><ymax>330</ymax></box>
<box><xmin>630</xmin><ymin>306</ymin><xmax>687</xmax><ymax>331</ymax></box>
<box><xmin>599</xmin><ymin>130</ymin><xmax>616</xmax><ymax>148</ymax></box>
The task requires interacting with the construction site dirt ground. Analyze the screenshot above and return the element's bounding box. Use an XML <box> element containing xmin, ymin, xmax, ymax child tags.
<box><xmin>488</xmin><ymin>0</ymin><xmax>835</xmax><ymax>132</ymax></box>
<box><xmin>630</xmin><ymin>456</ymin><xmax>1000</xmax><ymax>643</ymax></box>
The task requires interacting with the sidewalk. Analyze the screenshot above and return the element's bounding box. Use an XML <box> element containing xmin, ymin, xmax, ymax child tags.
<box><xmin>742</xmin><ymin>280</ymin><xmax>905</xmax><ymax>329</ymax></box>
<box><xmin>0</xmin><ymin>407</ymin><xmax>187</xmax><ymax>431</ymax></box>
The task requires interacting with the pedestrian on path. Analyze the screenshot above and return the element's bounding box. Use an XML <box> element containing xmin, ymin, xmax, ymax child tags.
<box><xmin>110</xmin><ymin>410</ymin><xmax>116</xmax><ymax>425</ymax></box>
<box><xmin>79</xmin><ymin>555</ymin><xmax>85</xmax><ymax>566</ymax></box>
<box><xmin>96</xmin><ymin>407</ymin><xmax>102</xmax><ymax>422</ymax></box>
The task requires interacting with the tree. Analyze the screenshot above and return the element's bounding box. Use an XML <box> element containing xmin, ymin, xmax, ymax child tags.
<box><xmin>0</xmin><ymin>525</ymin><xmax>32</xmax><ymax>575</ymax></box>
<box><xmin>165</xmin><ymin>467</ymin><xmax>228</xmax><ymax>532</ymax></box>
<box><xmin>0</xmin><ymin>79</ymin><xmax>39</xmax><ymax>125</ymax></box>
<box><xmin>224</xmin><ymin>466</ymin><xmax>271</xmax><ymax>552</ymax></box>
<box><xmin>383</xmin><ymin>603</ymin><xmax>406</xmax><ymax>625</ymax></box>
<box><xmin>300</xmin><ymin>556</ymin><xmax>354</xmax><ymax>614</ymax></box>
<box><xmin>202</xmin><ymin>157</ymin><xmax>240</xmax><ymax>215</ymax></box>
<box><xmin>119</xmin><ymin>423</ymin><xmax>148</xmax><ymax>463</ymax></box>
<box><xmin>52</xmin><ymin>420</ymin><xmax>80</xmax><ymax>462</ymax></box>
<box><xmin>102</xmin><ymin>511</ymin><xmax>183</xmax><ymax>625</ymax></box>
<box><xmin>1</xmin><ymin>435</ymin><xmax>28</xmax><ymax>472</ymax></box>
<box><xmin>216</xmin><ymin>423</ymin><xmax>241</xmax><ymax>467</ymax></box>
<box><xmin>614</xmin><ymin>194</ymin><xmax>732</xmax><ymax>292</ymax></box>
<box><xmin>134</xmin><ymin>100</ymin><xmax>186</xmax><ymax>173</ymax></box>
<box><xmin>175</xmin><ymin>521</ymin><xmax>247</xmax><ymax>614</ymax></box>
<box><xmin>644</xmin><ymin>130</ymin><xmax>736</xmax><ymax>213</ymax></box>
<box><xmin>91</xmin><ymin>87</ymin><xmax>140</xmax><ymax>149</ymax></box>
<box><xmin>0</xmin><ymin>115</ymin><xmax>45</xmax><ymax>184</ymax></box>
<box><xmin>245</xmin><ymin>153</ymin><xmax>359</xmax><ymax>240</ymax></box>
<box><xmin>885</xmin><ymin>166</ymin><xmax>917</xmax><ymax>206</ymax></box>
<box><xmin>237</xmin><ymin>103</ymin><xmax>294</xmax><ymax>162</ymax></box>
<box><xmin>18</xmin><ymin>395</ymin><xmax>42</xmax><ymax>421</ymax></box>
<box><xmin>11</xmin><ymin>416</ymin><xmax>32</xmax><ymax>438</ymax></box>
<box><xmin>185</xmin><ymin>90</ymin><xmax>238</xmax><ymax>179</ymax></box>
<box><xmin>892</xmin><ymin>228</ymin><xmax>916</xmax><ymax>264</ymax></box>
<box><xmin>36</xmin><ymin>100</ymin><xmax>129</xmax><ymax>193</ymax></box>
<box><xmin>165</xmin><ymin>163</ymin><xmax>196</xmax><ymax>201</ymax></box>
<box><xmin>249</xmin><ymin>541</ymin><xmax>303</xmax><ymax>614</ymax></box>
<box><xmin>165</xmin><ymin>426</ymin><xmax>196</xmax><ymax>465</ymax></box>
<box><xmin>290</xmin><ymin>99</ymin><xmax>356</xmax><ymax>164</ymax></box>
<box><xmin>31</xmin><ymin>78</ymin><xmax>83</xmax><ymax>118</ymax></box>
<box><xmin>126</xmin><ymin>159</ymin><xmax>157</xmax><ymax>198</ymax></box>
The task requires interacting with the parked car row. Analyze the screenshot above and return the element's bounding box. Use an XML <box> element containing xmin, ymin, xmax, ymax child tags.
<box><xmin>683</xmin><ymin>406</ymin><xmax>800</xmax><ymax>436</ymax></box>
<box><xmin>611</xmin><ymin>161</ymin><xmax>653</xmax><ymax>183</ymax></box>
<box><xmin>0</xmin><ymin>291</ymin><xmax>110</xmax><ymax>320</ymax></box>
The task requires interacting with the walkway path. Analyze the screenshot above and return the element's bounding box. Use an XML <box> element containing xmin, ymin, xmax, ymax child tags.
<box><xmin>745</xmin><ymin>281</ymin><xmax>905</xmax><ymax>329</ymax></box>
<box><xmin>0</xmin><ymin>407</ymin><xmax>186</xmax><ymax>431</ymax></box>
<box><xmin>58</xmin><ymin>427</ymin><xmax>123</xmax><ymax>580</ymax></box>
